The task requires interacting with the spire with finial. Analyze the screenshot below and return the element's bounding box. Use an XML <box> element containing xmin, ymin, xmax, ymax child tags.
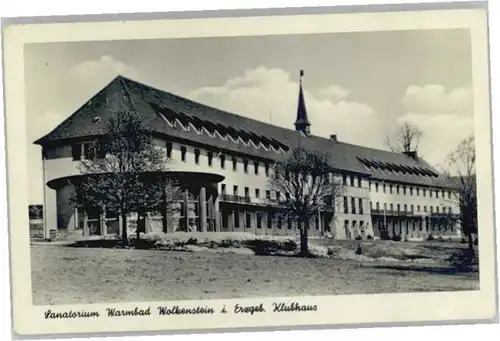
<box><xmin>294</xmin><ymin>70</ymin><xmax>311</xmax><ymax>135</ymax></box>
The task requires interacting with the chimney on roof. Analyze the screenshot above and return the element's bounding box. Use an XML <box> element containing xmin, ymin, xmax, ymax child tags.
<box><xmin>329</xmin><ymin>134</ymin><xmax>338</xmax><ymax>142</ymax></box>
<box><xmin>403</xmin><ymin>150</ymin><xmax>418</xmax><ymax>160</ymax></box>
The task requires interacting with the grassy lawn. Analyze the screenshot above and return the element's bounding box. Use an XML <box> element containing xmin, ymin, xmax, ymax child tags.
<box><xmin>31</xmin><ymin>241</ymin><xmax>479</xmax><ymax>305</ymax></box>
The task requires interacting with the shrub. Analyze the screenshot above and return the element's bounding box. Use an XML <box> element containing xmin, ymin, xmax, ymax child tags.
<box><xmin>392</xmin><ymin>235</ymin><xmax>402</xmax><ymax>242</ymax></box>
<box><xmin>427</xmin><ymin>234</ymin><xmax>434</xmax><ymax>241</ymax></box>
<box><xmin>355</xmin><ymin>244</ymin><xmax>362</xmax><ymax>255</ymax></box>
<box><xmin>366</xmin><ymin>235</ymin><xmax>374</xmax><ymax>240</ymax></box>
<box><xmin>186</xmin><ymin>237</ymin><xmax>198</xmax><ymax>245</ymax></box>
<box><xmin>355</xmin><ymin>235</ymin><xmax>363</xmax><ymax>241</ymax></box>
<box><xmin>460</xmin><ymin>238</ymin><xmax>467</xmax><ymax>244</ymax></box>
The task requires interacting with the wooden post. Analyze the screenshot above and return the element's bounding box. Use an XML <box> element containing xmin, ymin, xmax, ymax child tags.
<box><xmin>118</xmin><ymin>211</ymin><xmax>123</xmax><ymax>236</ymax></box>
<box><xmin>83</xmin><ymin>212</ymin><xmax>89</xmax><ymax>237</ymax></box>
<box><xmin>214</xmin><ymin>196</ymin><xmax>221</xmax><ymax>232</ymax></box>
<box><xmin>200</xmin><ymin>187</ymin><xmax>207</xmax><ymax>232</ymax></box>
<box><xmin>183</xmin><ymin>188</ymin><xmax>189</xmax><ymax>231</ymax></box>
<box><xmin>73</xmin><ymin>208</ymin><xmax>78</xmax><ymax>230</ymax></box>
<box><xmin>100</xmin><ymin>206</ymin><xmax>107</xmax><ymax>236</ymax></box>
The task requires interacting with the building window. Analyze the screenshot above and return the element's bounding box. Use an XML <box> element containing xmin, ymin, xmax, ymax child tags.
<box><xmin>243</xmin><ymin>160</ymin><xmax>249</xmax><ymax>173</ymax></box>
<box><xmin>266</xmin><ymin>190</ymin><xmax>271</xmax><ymax>200</ymax></box>
<box><xmin>430</xmin><ymin>189</ymin><xmax>433</xmax><ymax>198</ymax></box>
<box><xmin>255</xmin><ymin>189</ymin><xmax>260</xmax><ymax>198</ymax></box>
<box><xmin>287</xmin><ymin>215</ymin><xmax>292</xmax><ymax>230</ymax></box>
<box><xmin>436</xmin><ymin>190</ymin><xmax>439</xmax><ymax>198</ymax></box>
<box><xmin>357</xmin><ymin>177</ymin><xmax>362</xmax><ymax>188</ymax></box>
<box><xmin>370</xmin><ymin>201</ymin><xmax>373</xmax><ymax>210</ymax></box>
<box><xmin>246</xmin><ymin>212</ymin><xmax>252</xmax><ymax>228</ymax></box>
<box><xmin>375</xmin><ymin>183</ymin><xmax>379</xmax><ymax>192</ymax></box>
<box><xmin>390</xmin><ymin>203</ymin><xmax>394</xmax><ymax>211</ymax></box>
<box><xmin>424</xmin><ymin>206</ymin><xmax>427</xmax><ymax>212</ymax></box>
<box><xmin>430</xmin><ymin>206</ymin><xmax>434</xmax><ymax>213</ymax></box>
<box><xmin>267</xmin><ymin>213</ymin><xmax>272</xmax><ymax>229</ymax></box>
<box><xmin>436</xmin><ymin>206</ymin><xmax>439</xmax><ymax>213</ymax></box>
<box><xmin>410</xmin><ymin>187</ymin><xmax>413</xmax><ymax>196</ymax></box>
<box><xmin>254</xmin><ymin>161</ymin><xmax>259</xmax><ymax>175</ymax></box>
<box><xmin>221</xmin><ymin>184</ymin><xmax>226</xmax><ymax>195</ymax></box>
<box><xmin>220</xmin><ymin>154</ymin><xmax>226</xmax><ymax>169</ymax></box>
<box><xmin>351</xmin><ymin>197</ymin><xmax>356</xmax><ymax>214</ymax></box>
<box><xmin>396</xmin><ymin>185</ymin><xmax>400</xmax><ymax>194</ymax></box>
<box><xmin>403</xmin><ymin>186</ymin><xmax>407</xmax><ymax>195</ymax></box>
<box><xmin>358</xmin><ymin>198</ymin><xmax>363</xmax><ymax>214</ymax></box>
<box><xmin>416</xmin><ymin>187</ymin><xmax>420</xmax><ymax>196</ymax></box>
<box><xmin>442</xmin><ymin>190</ymin><xmax>445</xmax><ymax>198</ymax></box>
<box><xmin>343</xmin><ymin>175</ymin><xmax>347</xmax><ymax>185</ymax></box>
<box><xmin>383</xmin><ymin>183</ymin><xmax>386</xmax><ymax>193</ymax></box>
<box><xmin>233</xmin><ymin>185</ymin><xmax>238</xmax><ymax>196</ymax></box>
<box><xmin>423</xmin><ymin>189</ymin><xmax>426</xmax><ymax>197</ymax></box>
<box><xmin>278</xmin><ymin>215</ymin><xmax>283</xmax><ymax>229</ymax></box>
<box><xmin>344</xmin><ymin>197</ymin><xmax>348</xmax><ymax>214</ymax></box>
<box><xmin>390</xmin><ymin>184</ymin><xmax>393</xmax><ymax>194</ymax></box>
<box><xmin>207</xmin><ymin>151</ymin><xmax>213</xmax><ymax>167</ymax></box>
<box><xmin>397</xmin><ymin>204</ymin><xmax>400</xmax><ymax>213</ymax></box>
<box><xmin>265</xmin><ymin>163</ymin><xmax>269</xmax><ymax>176</ymax></box>
<box><xmin>257</xmin><ymin>214</ymin><xmax>262</xmax><ymax>229</ymax></box>
<box><xmin>448</xmin><ymin>191</ymin><xmax>451</xmax><ymax>199</ymax></box>
<box><xmin>234</xmin><ymin>210</ymin><xmax>240</xmax><ymax>228</ymax></box>
<box><xmin>417</xmin><ymin>205</ymin><xmax>420</xmax><ymax>212</ymax></box>
<box><xmin>244</xmin><ymin>187</ymin><xmax>249</xmax><ymax>199</ymax></box>
<box><xmin>376</xmin><ymin>202</ymin><xmax>380</xmax><ymax>210</ymax></box>
<box><xmin>180</xmin><ymin>146</ymin><xmax>187</xmax><ymax>162</ymax></box>
<box><xmin>404</xmin><ymin>204</ymin><xmax>407</xmax><ymax>212</ymax></box>
<box><xmin>350</xmin><ymin>176</ymin><xmax>355</xmax><ymax>187</ymax></box>
<box><xmin>232</xmin><ymin>157</ymin><xmax>237</xmax><ymax>171</ymax></box>
<box><xmin>276</xmin><ymin>191</ymin><xmax>281</xmax><ymax>201</ymax></box>
<box><xmin>166</xmin><ymin>142</ymin><xmax>173</xmax><ymax>158</ymax></box>
<box><xmin>344</xmin><ymin>220</ymin><xmax>349</xmax><ymax>236</ymax></box>
<box><xmin>194</xmin><ymin>149</ymin><xmax>200</xmax><ymax>164</ymax></box>
<box><xmin>72</xmin><ymin>144</ymin><xmax>82</xmax><ymax>161</ymax></box>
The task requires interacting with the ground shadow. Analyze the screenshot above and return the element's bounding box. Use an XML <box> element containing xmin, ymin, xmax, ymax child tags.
<box><xmin>362</xmin><ymin>261</ymin><xmax>478</xmax><ymax>276</ymax></box>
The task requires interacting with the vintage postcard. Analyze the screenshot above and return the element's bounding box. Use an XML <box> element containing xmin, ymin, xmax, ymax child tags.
<box><xmin>2</xmin><ymin>3</ymin><xmax>497</xmax><ymax>338</ymax></box>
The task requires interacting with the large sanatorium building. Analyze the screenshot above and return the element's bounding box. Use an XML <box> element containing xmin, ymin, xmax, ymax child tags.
<box><xmin>35</xmin><ymin>74</ymin><xmax>461</xmax><ymax>241</ymax></box>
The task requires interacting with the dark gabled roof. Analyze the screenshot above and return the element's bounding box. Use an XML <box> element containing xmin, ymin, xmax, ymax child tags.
<box><xmin>35</xmin><ymin>75</ymin><xmax>455</xmax><ymax>189</ymax></box>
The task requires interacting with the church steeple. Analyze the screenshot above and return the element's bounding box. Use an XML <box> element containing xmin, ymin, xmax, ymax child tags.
<box><xmin>294</xmin><ymin>70</ymin><xmax>311</xmax><ymax>135</ymax></box>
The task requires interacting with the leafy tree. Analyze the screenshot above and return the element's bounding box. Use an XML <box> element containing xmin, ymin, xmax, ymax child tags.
<box><xmin>385</xmin><ymin>121</ymin><xmax>423</xmax><ymax>153</ymax></box>
<box><xmin>72</xmin><ymin>110</ymin><xmax>181</xmax><ymax>243</ymax></box>
<box><xmin>268</xmin><ymin>146</ymin><xmax>344</xmax><ymax>257</ymax></box>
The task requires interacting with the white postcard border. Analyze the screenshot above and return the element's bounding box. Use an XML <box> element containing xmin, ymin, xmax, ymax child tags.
<box><xmin>2</xmin><ymin>7</ymin><xmax>496</xmax><ymax>336</ymax></box>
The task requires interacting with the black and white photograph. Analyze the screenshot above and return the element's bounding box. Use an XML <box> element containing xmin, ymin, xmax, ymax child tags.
<box><xmin>2</xmin><ymin>3</ymin><xmax>497</xmax><ymax>337</ymax></box>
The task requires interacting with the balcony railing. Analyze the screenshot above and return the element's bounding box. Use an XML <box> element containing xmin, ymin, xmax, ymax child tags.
<box><xmin>220</xmin><ymin>194</ymin><xmax>252</xmax><ymax>204</ymax></box>
<box><xmin>431</xmin><ymin>212</ymin><xmax>460</xmax><ymax>219</ymax></box>
<box><xmin>371</xmin><ymin>209</ymin><xmax>415</xmax><ymax>216</ymax></box>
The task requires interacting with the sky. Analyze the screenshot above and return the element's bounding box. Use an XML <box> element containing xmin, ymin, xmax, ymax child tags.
<box><xmin>24</xmin><ymin>29</ymin><xmax>474</xmax><ymax>205</ymax></box>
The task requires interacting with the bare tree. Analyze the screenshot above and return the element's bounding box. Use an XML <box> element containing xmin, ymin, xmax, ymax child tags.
<box><xmin>385</xmin><ymin>121</ymin><xmax>423</xmax><ymax>153</ymax></box>
<box><xmin>444</xmin><ymin>135</ymin><xmax>477</xmax><ymax>255</ymax></box>
<box><xmin>268</xmin><ymin>146</ymin><xmax>344</xmax><ymax>257</ymax></box>
<box><xmin>72</xmin><ymin>110</ymin><xmax>181</xmax><ymax>243</ymax></box>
